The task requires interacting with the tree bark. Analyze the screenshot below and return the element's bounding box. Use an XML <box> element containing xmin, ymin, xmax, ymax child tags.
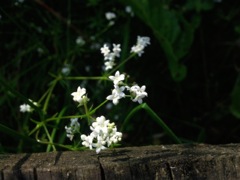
<box><xmin>1</xmin><ymin>143</ymin><xmax>240</xmax><ymax>180</ymax></box>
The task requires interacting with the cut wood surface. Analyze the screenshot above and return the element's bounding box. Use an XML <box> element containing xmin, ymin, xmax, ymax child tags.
<box><xmin>1</xmin><ymin>143</ymin><xmax>240</xmax><ymax>180</ymax></box>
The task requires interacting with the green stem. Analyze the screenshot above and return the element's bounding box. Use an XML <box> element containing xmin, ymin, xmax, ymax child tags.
<box><xmin>44</xmin><ymin>100</ymin><xmax>108</xmax><ymax>123</ymax></box>
<box><xmin>121</xmin><ymin>103</ymin><xmax>182</xmax><ymax>144</ymax></box>
<box><xmin>83</xmin><ymin>102</ymin><xmax>92</xmax><ymax>125</ymax></box>
<box><xmin>49</xmin><ymin>108</ymin><xmax>67</xmax><ymax>149</ymax></box>
<box><xmin>91</xmin><ymin>99</ymin><xmax>109</xmax><ymax>113</ymax></box>
<box><xmin>108</xmin><ymin>53</ymin><xmax>136</xmax><ymax>75</ymax></box>
<box><xmin>42</xmin><ymin>123</ymin><xmax>56</xmax><ymax>151</ymax></box>
<box><xmin>43</xmin><ymin>77</ymin><xmax>60</xmax><ymax>114</ymax></box>
<box><xmin>64</xmin><ymin>76</ymin><xmax>108</xmax><ymax>81</ymax></box>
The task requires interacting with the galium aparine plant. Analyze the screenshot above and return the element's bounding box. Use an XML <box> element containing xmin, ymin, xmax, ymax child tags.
<box><xmin>19</xmin><ymin>35</ymin><xmax>150</xmax><ymax>154</ymax></box>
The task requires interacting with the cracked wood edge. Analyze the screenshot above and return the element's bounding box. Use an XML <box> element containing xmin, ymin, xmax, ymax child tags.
<box><xmin>1</xmin><ymin>143</ymin><xmax>240</xmax><ymax>180</ymax></box>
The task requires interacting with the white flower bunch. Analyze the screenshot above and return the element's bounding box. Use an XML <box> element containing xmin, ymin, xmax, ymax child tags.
<box><xmin>101</xmin><ymin>36</ymin><xmax>150</xmax><ymax>71</ymax></box>
<box><xmin>127</xmin><ymin>85</ymin><xmax>148</xmax><ymax>104</ymax></box>
<box><xmin>70</xmin><ymin>86</ymin><xmax>123</xmax><ymax>153</ymax></box>
<box><xmin>81</xmin><ymin>116</ymin><xmax>122</xmax><ymax>154</ymax></box>
<box><xmin>19</xmin><ymin>35</ymin><xmax>150</xmax><ymax>153</ymax></box>
<box><xmin>106</xmin><ymin>71</ymin><xmax>148</xmax><ymax>105</ymax></box>
<box><xmin>101</xmin><ymin>44</ymin><xmax>121</xmax><ymax>71</ymax></box>
<box><xmin>131</xmin><ymin>36</ymin><xmax>151</xmax><ymax>56</ymax></box>
<box><xmin>71</xmin><ymin>86</ymin><xmax>89</xmax><ymax>106</ymax></box>
<box><xmin>19</xmin><ymin>99</ymin><xmax>38</xmax><ymax>113</ymax></box>
<box><xmin>65</xmin><ymin>118</ymin><xmax>80</xmax><ymax>141</ymax></box>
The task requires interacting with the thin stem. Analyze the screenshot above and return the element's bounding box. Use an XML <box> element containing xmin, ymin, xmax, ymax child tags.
<box><xmin>43</xmin><ymin>77</ymin><xmax>59</xmax><ymax>114</ymax></box>
<box><xmin>42</xmin><ymin>123</ymin><xmax>56</xmax><ymax>151</ymax></box>
<box><xmin>83</xmin><ymin>102</ymin><xmax>91</xmax><ymax>125</ymax></box>
<box><xmin>121</xmin><ymin>103</ymin><xmax>182</xmax><ymax>144</ymax></box>
<box><xmin>108</xmin><ymin>53</ymin><xmax>136</xmax><ymax>75</ymax></box>
<box><xmin>64</xmin><ymin>76</ymin><xmax>108</xmax><ymax>81</ymax></box>
<box><xmin>49</xmin><ymin>108</ymin><xmax>67</xmax><ymax>149</ymax></box>
<box><xmin>91</xmin><ymin>99</ymin><xmax>109</xmax><ymax>113</ymax></box>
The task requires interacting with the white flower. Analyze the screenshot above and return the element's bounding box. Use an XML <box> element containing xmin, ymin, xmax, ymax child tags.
<box><xmin>109</xmin><ymin>71</ymin><xmax>125</xmax><ymax>85</ymax></box>
<box><xmin>91</xmin><ymin>116</ymin><xmax>109</xmax><ymax>135</ymax></box>
<box><xmin>112</xmin><ymin>44</ymin><xmax>121</xmax><ymax>57</ymax></box>
<box><xmin>101</xmin><ymin>43</ymin><xmax>121</xmax><ymax>61</ymax></box>
<box><xmin>93</xmin><ymin>116</ymin><xmax>109</xmax><ymax>127</ymax></box>
<box><xmin>81</xmin><ymin>134</ymin><xmax>94</xmax><ymax>149</ymax></box>
<box><xmin>131</xmin><ymin>36</ymin><xmax>150</xmax><ymax>56</ymax></box>
<box><xmin>129</xmin><ymin>85</ymin><xmax>148</xmax><ymax>104</ymax></box>
<box><xmin>95</xmin><ymin>136</ymin><xmax>107</xmax><ymax>154</ymax></box>
<box><xmin>19</xmin><ymin>99</ymin><xmax>38</xmax><ymax>113</ymax></box>
<box><xmin>104</xmin><ymin>61</ymin><xmax>115</xmax><ymax>70</ymax></box>
<box><xmin>107</xmin><ymin>130</ymin><xmax>122</xmax><ymax>146</ymax></box>
<box><xmin>65</xmin><ymin>118</ymin><xmax>80</xmax><ymax>141</ymax></box>
<box><xmin>105</xmin><ymin>12</ymin><xmax>116</xmax><ymax>20</ymax></box>
<box><xmin>100</xmin><ymin>44</ymin><xmax>110</xmax><ymax>57</ymax></box>
<box><xmin>137</xmin><ymin>36</ymin><xmax>150</xmax><ymax>47</ymax></box>
<box><xmin>104</xmin><ymin>52</ymin><xmax>116</xmax><ymax>61</ymax></box>
<box><xmin>131</xmin><ymin>45</ymin><xmax>145</xmax><ymax>56</ymax></box>
<box><xmin>106</xmin><ymin>85</ymin><xmax>125</xmax><ymax>105</ymax></box>
<box><xmin>20</xmin><ymin>104</ymin><xmax>31</xmax><ymax>113</ymax></box>
<box><xmin>71</xmin><ymin>86</ymin><xmax>89</xmax><ymax>105</ymax></box>
<box><xmin>81</xmin><ymin>115</ymin><xmax>122</xmax><ymax>154</ymax></box>
<box><xmin>101</xmin><ymin>43</ymin><xmax>121</xmax><ymax>71</ymax></box>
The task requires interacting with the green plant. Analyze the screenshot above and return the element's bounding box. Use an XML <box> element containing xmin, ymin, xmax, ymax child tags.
<box><xmin>1</xmin><ymin>0</ymin><xmax>240</xmax><ymax>154</ymax></box>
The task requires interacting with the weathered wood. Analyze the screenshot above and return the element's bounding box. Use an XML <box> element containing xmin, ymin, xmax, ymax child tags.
<box><xmin>1</xmin><ymin>144</ymin><xmax>240</xmax><ymax>180</ymax></box>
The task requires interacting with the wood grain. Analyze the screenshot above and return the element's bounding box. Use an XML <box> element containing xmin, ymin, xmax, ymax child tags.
<box><xmin>1</xmin><ymin>144</ymin><xmax>240</xmax><ymax>179</ymax></box>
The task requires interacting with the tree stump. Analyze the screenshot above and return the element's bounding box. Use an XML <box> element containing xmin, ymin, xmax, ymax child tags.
<box><xmin>1</xmin><ymin>143</ymin><xmax>240</xmax><ymax>179</ymax></box>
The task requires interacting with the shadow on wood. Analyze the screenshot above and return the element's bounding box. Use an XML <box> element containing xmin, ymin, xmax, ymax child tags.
<box><xmin>1</xmin><ymin>144</ymin><xmax>240</xmax><ymax>179</ymax></box>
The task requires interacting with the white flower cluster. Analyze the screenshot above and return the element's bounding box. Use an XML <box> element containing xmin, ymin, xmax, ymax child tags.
<box><xmin>66</xmin><ymin>35</ymin><xmax>150</xmax><ymax>153</ymax></box>
<box><xmin>71</xmin><ymin>86</ymin><xmax>89</xmax><ymax>106</ymax></box>
<box><xmin>106</xmin><ymin>71</ymin><xmax>148</xmax><ymax>105</ymax></box>
<box><xmin>65</xmin><ymin>118</ymin><xmax>80</xmax><ymax>141</ymax></box>
<box><xmin>100</xmin><ymin>36</ymin><xmax>150</xmax><ymax>70</ymax></box>
<box><xmin>81</xmin><ymin>116</ymin><xmax>122</xmax><ymax>154</ymax></box>
<box><xmin>127</xmin><ymin>85</ymin><xmax>148</xmax><ymax>104</ymax></box>
<box><xmin>100</xmin><ymin>44</ymin><xmax>121</xmax><ymax>71</ymax></box>
<box><xmin>19</xmin><ymin>99</ymin><xmax>38</xmax><ymax>113</ymax></box>
<box><xmin>131</xmin><ymin>36</ymin><xmax>151</xmax><ymax>56</ymax></box>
